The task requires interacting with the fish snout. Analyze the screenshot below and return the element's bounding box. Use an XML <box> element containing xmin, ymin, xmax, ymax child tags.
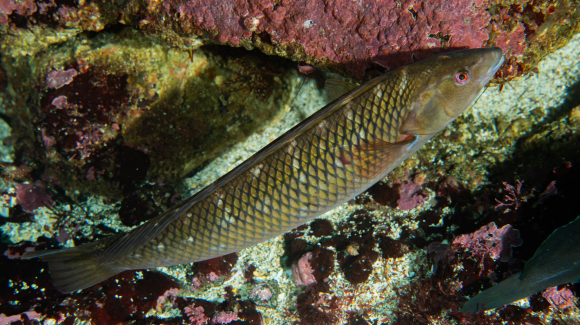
<box><xmin>482</xmin><ymin>47</ymin><xmax>505</xmax><ymax>84</ymax></box>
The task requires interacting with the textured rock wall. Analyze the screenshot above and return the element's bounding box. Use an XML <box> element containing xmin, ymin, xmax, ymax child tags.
<box><xmin>1</xmin><ymin>0</ymin><xmax>579</xmax><ymax>79</ymax></box>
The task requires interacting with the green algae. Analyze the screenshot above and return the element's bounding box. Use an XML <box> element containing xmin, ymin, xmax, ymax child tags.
<box><xmin>0</xmin><ymin>27</ymin><xmax>298</xmax><ymax>200</ymax></box>
<box><xmin>122</xmin><ymin>46</ymin><xmax>298</xmax><ymax>182</ymax></box>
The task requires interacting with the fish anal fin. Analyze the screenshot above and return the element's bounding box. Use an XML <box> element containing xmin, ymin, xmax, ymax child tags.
<box><xmin>324</xmin><ymin>79</ymin><xmax>359</xmax><ymax>101</ymax></box>
<box><xmin>22</xmin><ymin>240</ymin><xmax>123</xmax><ymax>293</ymax></box>
<box><xmin>353</xmin><ymin>136</ymin><xmax>417</xmax><ymax>179</ymax></box>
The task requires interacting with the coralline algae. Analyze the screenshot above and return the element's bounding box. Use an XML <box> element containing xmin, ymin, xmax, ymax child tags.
<box><xmin>1</xmin><ymin>0</ymin><xmax>579</xmax><ymax>79</ymax></box>
<box><xmin>2</xmin><ymin>29</ymin><xmax>299</xmax><ymax>204</ymax></box>
<box><xmin>121</xmin><ymin>0</ymin><xmax>579</xmax><ymax>78</ymax></box>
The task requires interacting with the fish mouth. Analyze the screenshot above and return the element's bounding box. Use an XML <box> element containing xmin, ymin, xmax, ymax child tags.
<box><xmin>483</xmin><ymin>49</ymin><xmax>505</xmax><ymax>82</ymax></box>
<box><xmin>488</xmin><ymin>53</ymin><xmax>505</xmax><ymax>76</ymax></box>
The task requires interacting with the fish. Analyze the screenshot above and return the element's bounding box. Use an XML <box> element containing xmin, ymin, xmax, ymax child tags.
<box><xmin>23</xmin><ymin>47</ymin><xmax>504</xmax><ymax>293</ymax></box>
<box><xmin>462</xmin><ymin>215</ymin><xmax>580</xmax><ymax>313</ymax></box>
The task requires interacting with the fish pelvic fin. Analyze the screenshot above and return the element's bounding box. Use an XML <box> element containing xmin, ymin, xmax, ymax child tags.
<box><xmin>22</xmin><ymin>240</ymin><xmax>123</xmax><ymax>294</ymax></box>
<box><xmin>461</xmin><ymin>272</ymin><xmax>536</xmax><ymax>313</ymax></box>
<box><xmin>353</xmin><ymin>135</ymin><xmax>417</xmax><ymax>179</ymax></box>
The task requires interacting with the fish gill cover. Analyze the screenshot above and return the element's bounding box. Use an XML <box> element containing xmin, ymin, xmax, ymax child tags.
<box><xmin>0</xmin><ymin>1</ymin><xmax>580</xmax><ymax>325</ymax></box>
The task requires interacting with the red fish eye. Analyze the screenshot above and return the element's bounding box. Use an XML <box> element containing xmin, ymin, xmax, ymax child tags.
<box><xmin>455</xmin><ymin>71</ymin><xmax>470</xmax><ymax>84</ymax></box>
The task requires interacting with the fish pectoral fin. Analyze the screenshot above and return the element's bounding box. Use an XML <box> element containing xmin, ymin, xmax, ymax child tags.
<box><xmin>324</xmin><ymin>78</ymin><xmax>359</xmax><ymax>101</ymax></box>
<box><xmin>353</xmin><ymin>136</ymin><xmax>417</xmax><ymax>179</ymax></box>
<box><xmin>22</xmin><ymin>240</ymin><xmax>123</xmax><ymax>294</ymax></box>
<box><xmin>400</xmin><ymin>92</ymin><xmax>450</xmax><ymax>135</ymax></box>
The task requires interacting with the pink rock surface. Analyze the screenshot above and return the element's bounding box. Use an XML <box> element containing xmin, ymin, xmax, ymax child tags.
<box><xmin>170</xmin><ymin>0</ymin><xmax>494</xmax><ymax>77</ymax></box>
<box><xmin>494</xmin><ymin>22</ymin><xmax>527</xmax><ymax>58</ymax></box>
<box><xmin>0</xmin><ymin>311</ymin><xmax>40</xmax><ymax>325</ymax></box>
<box><xmin>207</xmin><ymin>271</ymin><xmax>219</xmax><ymax>282</ymax></box>
<box><xmin>542</xmin><ymin>286</ymin><xmax>576</xmax><ymax>310</ymax></box>
<box><xmin>0</xmin><ymin>0</ymin><xmax>36</xmax><ymax>16</ymax></box>
<box><xmin>51</xmin><ymin>95</ymin><xmax>68</xmax><ymax>109</ymax></box>
<box><xmin>184</xmin><ymin>304</ymin><xmax>209</xmax><ymax>325</ymax></box>
<box><xmin>46</xmin><ymin>69</ymin><xmax>78</xmax><ymax>89</ymax></box>
<box><xmin>15</xmin><ymin>180</ymin><xmax>54</xmax><ymax>213</ymax></box>
<box><xmin>249</xmin><ymin>284</ymin><xmax>272</xmax><ymax>301</ymax></box>
<box><xmin>212</xmin><ymin>311</ymin><xmax>239</xmax><ymax>324</ymax></box>
<box><xmin>397</xmin><ymin>179</ymin><xmax>428</xmax><ymax>210</ymax></box>
<box><xmin>291</xmin><ymin>251</ymin><xmax>317</xmax><ymax>287</ymax></box>
<box><xmin>453</xmin><ymin>222</ymin><xmax>523</xmax><ymax>262</ymax></box>
<box><xmin>40</xmin><ymin>128</ymin><xmax>55</xmax><ymax>148</ymax></box>
<box><xmin>0</xmin><ymin>0</ymin><xmax>36</xmax><ymax>25</ymax></box>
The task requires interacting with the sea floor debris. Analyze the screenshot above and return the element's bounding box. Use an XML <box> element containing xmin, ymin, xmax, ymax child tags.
<box><xmin>0</xmin><ymin>27</ymin><xmax>580</xmax><ymax>325</ymax></box>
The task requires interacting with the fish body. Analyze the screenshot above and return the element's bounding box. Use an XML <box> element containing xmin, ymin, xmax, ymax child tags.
<box><xmin>24</xmin><ymin>48</ymin><xmax>504</xmax><ymax>293</ymax></box>
<box><xmin>462</xmin><ymin>215</ymin><xmax>580</xmax><ymax>313</ymax></box>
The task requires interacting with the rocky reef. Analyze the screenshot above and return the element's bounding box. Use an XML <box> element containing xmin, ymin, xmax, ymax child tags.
<box><xmin>1</xmin><ymin>0</ymin><xmax>579</xmax><ymax>79</ymax></box>
<box><xmin>1</xmin><ymin>0</ymin><xmax>580</xmax><ymax>324</ymax></box>
<box><xmin>1</xmin><ymin>28</ymin><xmax>299</xmax><ymax>207</ymax></box>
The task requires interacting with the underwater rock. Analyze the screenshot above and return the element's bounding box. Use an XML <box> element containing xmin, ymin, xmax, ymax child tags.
<box><xmin>1</xmin><ymin>0</ymin><xmax>579</xmax><ymax>79</ymax></box>
<box><xmin>378</xmin><ymin>235</ymin><xmax>408</xmax><ymax>260</ymax></box>
<box><xmin>182</xmin><ymin>288</ymin><xmax>263</xmax><ymax>324</ymax></box>
<box><xmin>291</xmin><ymin>251</ymin><xmax>317</xmax><ymax>287</ymax></box>
<box><xmin>308</xmin><ymin>219</ymin><xmax>334</xmax><ymax>237</ymax></box>
<box><xmin>15</xmin><ymin>181</ymin><xmax>53</xmax><ymax>213</ymax></box>
<box><xmin>396</xmin><ymin>179</ymin><xmax>429</xmax><ymax>210</ymax></box>
<box><xmin>542</xmin><ymin>286</ymin><xmax>576</xmax><ymax>310</ymax></box>
<box><xmin>453</xmin><ymin>222</ymin><xmax>523</xmax><ymax>262</ymax></box>
<box><xmin>0</xmin><ymin>240</ymin><xmax>183</xmax><ymax>325</ymax></box>
<box><xmin>249</xmin><ymin>283</ymin><xmax>273</xmax><ymax>302</ymax></box>
<box><xmin>461</xmin><ymin>213</ymin><xmax>580</xmax><ymax>313</ymax></box>
<box><xmin>184</xmin><ymin>304</ymin><xmax>209</xmax><ymax>324</ymax></box>
<box><xmin>0</xmin><ymin>0</ymin><xmax>111</xmax><ymax>31</ymax></box>
<box><xmin>125</xmin><ymin>0</ymin><xmax>578</xmax><ymax>79</ymax></box>
<box><xmin>191</xmin><ymin>253</ymin><xmax>238</xmax><ymax>289</ymax></box>
<box><xmin>45</xmin><ymin>69</ymin><xmax>78</xmax><ymax>89</ymax></box>
<box><xmin>2</xmin><ymin>30</ymin><xmax>297</xmax><ymax>201</ymax></box>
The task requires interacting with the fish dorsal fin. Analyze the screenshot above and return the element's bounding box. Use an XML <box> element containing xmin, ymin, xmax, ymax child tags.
<box><xmin>324</xmin><ymin>79</ymin><xmax>359</xmax><ymax>101</ymax></box>
<box><xmin>352</xmin><ymin>135</ymin><xmax>418</xmax><ymax>179</ymax></box>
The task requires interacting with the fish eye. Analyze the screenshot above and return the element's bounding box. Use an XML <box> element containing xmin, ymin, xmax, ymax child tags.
<box><xmin>455</xmin><ymin>70</ymin><xmax>470</xmax><ymax>85</ymax></box>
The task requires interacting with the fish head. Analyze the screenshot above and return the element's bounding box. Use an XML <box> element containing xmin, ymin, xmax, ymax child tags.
<box><xmin>401</xmin><ymin>47</ymin><xmax>504</xmax><ymax>135</ymax></box>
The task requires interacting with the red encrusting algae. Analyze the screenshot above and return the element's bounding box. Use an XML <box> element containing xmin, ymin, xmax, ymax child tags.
<box><xmin>168</xmin><ymin>0</ymin><xmax>493</xmax><ymax>77</ymax></box>
<box><xmin>453</xmin><ymin>222</ymin><xmax>523</xmax><ymax>262</ymax></box>
<box><xmin>15</xmin><ymin>181</ymin><xmax>54</xmax><ymax>213</ymax></box>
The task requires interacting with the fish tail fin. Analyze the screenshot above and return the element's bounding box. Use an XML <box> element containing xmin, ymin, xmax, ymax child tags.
<box><xmin>22</xmin><ymin>241</ymin><xmax>123</xmax><ymax>294</ymax></box>
<box><xmin>461</xmin><ymin>272</ymin><xmax>535</xmax><ymax>313</ymax></box>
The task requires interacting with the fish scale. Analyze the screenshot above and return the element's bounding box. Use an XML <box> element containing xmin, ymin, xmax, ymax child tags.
<box><xmin>23</xmin><ymin>47</ymin><xmax>504</xmax><ymax>293</ymax></box>
<box><xmin>121</xmin><ymin>70</ymin><xmax>414</xmax><ymax>268</ymax></box>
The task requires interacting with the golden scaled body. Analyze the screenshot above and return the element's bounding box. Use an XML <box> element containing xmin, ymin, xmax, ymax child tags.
<box><xmin>24</xmin><ymin>48</ymin><xmax>504</xmax><ymax>293</ymax></box>
<box><xmin>124</xmin><ymin>69</ymin><xmax>415</xmax><ymax>268</ymax></box>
